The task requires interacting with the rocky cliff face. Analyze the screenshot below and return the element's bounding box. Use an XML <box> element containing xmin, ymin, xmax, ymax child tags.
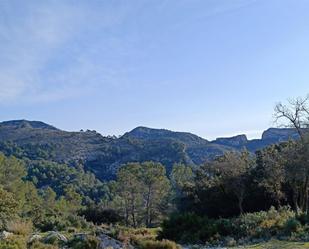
<box><xmin>261</xmin><ymin>128</ymin><xmax>299</xmax><ymax>141</ymax></box>
<box><xmin>213</xmin><ymin>135</ymin><xmax>248</xmax><ymax>148</ymax></box>
<box><xmin>0</xmin><ymin>120</ymin><xmax>300</xmax><ymax>180</ymax></box>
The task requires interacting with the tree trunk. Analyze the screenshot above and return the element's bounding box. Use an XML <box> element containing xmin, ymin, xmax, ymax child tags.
<box><xmin>238</xmin><ymin>196</ymin><xmax>244</xmax><ymax>215</ymax></box>
<box><xmin>293</xmin><ymin>189</ymin><xmax>300</xmax><ymax>215</ymax></box>
<box><xmin>145</xmin><ymin>186</ymin><xmax>152</xmax><ymax>227</ymax></box>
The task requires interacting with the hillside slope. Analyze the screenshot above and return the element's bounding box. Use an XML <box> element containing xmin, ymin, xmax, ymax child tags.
<box><xmin>0</xmin><ymin>120</ymin><xmax>299</xmax><ymax>180</ymax></box>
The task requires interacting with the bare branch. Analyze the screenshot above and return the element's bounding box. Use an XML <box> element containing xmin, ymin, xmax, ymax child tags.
<box><xmin>273</xmin><ymin>95</ymin><xmax>309</xmax><ymax>140</ymax></box>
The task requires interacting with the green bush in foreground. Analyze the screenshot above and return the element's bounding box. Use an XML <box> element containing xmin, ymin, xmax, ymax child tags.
<box><xmin>160</xmin><ymin>206</ymin><xmax>301</xmax><ymax>244</ymax></box>
<box><xmin>0</xmin><ymin>236</ymin><xmax>25</xmax><ymax>249</ymax></box>
<box><xmin>68</xmin><ymin>235</ymin><xmax>100</xmax><ymax>249</ymax></box>
<box><xmin>136</xmin><ymin>239</ymin><xmax>181</xmax><ymax>249</ymax></box>
<box><xmin>29</xmin><ymin>241</ymin><xmax>59</xmax><ymax>249</ymax></box>
<box><xmin>159</xmin><ymin>212</ymin><xmax>218</xmax><ymax>243</ymax></box>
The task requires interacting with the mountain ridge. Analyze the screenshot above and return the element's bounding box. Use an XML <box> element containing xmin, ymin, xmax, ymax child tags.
<box><xmin>0</xmin><ymin>120</ymin><xmax>299</xmax><ymax>180</ymax></box>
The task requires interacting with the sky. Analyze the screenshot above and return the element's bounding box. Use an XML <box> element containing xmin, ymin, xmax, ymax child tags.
<box><xmin>0</xmin><ymin>0</ymin><xmax>309</xmax><ymax>140</ymax></box>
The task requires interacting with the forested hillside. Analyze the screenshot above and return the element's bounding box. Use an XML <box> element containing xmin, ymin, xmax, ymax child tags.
<box><xmin>0</xmin><ymin>120</ymin><xmax>298</xmax><ymax>180</ymax></box>
<box><xmin>0</xmin><ymin>95</ymin><xmax>308</xmax><ymax>249</ymax></box>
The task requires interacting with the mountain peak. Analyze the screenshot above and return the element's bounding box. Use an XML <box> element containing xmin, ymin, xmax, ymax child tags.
<box><xmin>0</xmin><ymin>120</ymin><xmax>58</xmax><ymax>130</ymax></box>
<box><xmin>261</xmin><ymin>128</ymin><xmax>299</xmax><ymax>141</ymax></box>
<box><xmin>124</xmin><ymin>126</ymin><xmax>209</xmax><ymax>145</ymax></box>
<box><xmin>213</xmin><ymin>134</ymin><xmax>248</xmax><ymax>147</ymax></box>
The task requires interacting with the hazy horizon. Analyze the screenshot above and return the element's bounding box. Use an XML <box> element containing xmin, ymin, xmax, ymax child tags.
<box><xmin>1</xmin><ymin>0</ymin><xmax>308</xmax><ymax>140</ymax></box>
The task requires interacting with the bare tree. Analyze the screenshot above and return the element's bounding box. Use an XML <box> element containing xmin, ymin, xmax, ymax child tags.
<box><xmin>274</xmin><ymin>95</ymin><xmax>309</xmax><ymax>213</ymax></box>
<box><xmin>274</xmin><ymin>95</ymin><xmax>309</xmax><ymax>142</ymax></box>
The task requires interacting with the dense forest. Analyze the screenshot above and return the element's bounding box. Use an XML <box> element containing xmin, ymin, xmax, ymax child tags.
<box><xmin>1</xmin><ymin>95</ymin><xmax>309</xmax><ymax>249</ymax></box>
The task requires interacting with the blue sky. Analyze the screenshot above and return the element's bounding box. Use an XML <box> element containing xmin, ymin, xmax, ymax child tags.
<box><xmin>0</xmin><ymin>0</ymin><xmax>308</xmax><ymax>140</ymax></box>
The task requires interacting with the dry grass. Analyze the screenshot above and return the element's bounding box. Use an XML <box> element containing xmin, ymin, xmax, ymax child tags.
<box><xmin>6</xmin><ymin>219</ymin><xmax>33</xmax><ymax>236</ymax></box>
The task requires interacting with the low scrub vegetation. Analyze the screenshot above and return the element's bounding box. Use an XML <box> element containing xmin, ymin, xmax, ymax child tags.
<box><xmin>160</xmin><ymin>207</ymin><xmax>309</xmax><ymax>244</ymax></box>
<box><xmin>1</xmin><ymin>95</ymin><xmax>309</xmax><ymax>247</ymax></box>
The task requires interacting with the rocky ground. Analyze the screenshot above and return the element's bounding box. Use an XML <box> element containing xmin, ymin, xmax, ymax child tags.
<box><xmin>1</xmin><ymin>230</ymin><xmax>134</xmax><ymax>249</ymax></box>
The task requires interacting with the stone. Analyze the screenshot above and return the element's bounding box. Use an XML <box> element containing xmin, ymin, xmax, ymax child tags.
<box><xmin>44</xmin><ymin>231</ymin><xmax>68</xmax><ymax>244</ymax></box>
<box><xmin>98</xmin><ymin>233</ymin><xmax>134</xmax><ymax>249</ymax></box>
<box><xmin>0</xmin><ymin>231</ymin><xmax>13</xmax><ymax>240</ymax></box>
<box><xmin>28</xmin><ymin>234</ymin><xmax>42</xmax><ymax>243</ymax></box>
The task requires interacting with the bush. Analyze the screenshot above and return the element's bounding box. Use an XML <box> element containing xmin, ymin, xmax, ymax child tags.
<box><xmin>29</xmin><ymin>241</ymin><xmax>59</xmax><ymax>249</ymax></box>
<box><xmin>159</xmin><ymin>213</ymin><xmax>217</xmax><ymax>243</ymax></box>
<box><xmin>68</xmin><ymin>235</ymin><xmax>100</xmax><ymax>249</ymax></box>
<box><xmin>234</xmin><ymin>206</ymin><xmax>295</xmax><ymax>238</ymax></box>
<box><xmin>160</xmin><ymin>207</ymin><xmax>296</xmax><ymax>244</ymax></box>
<box><xmin>66</xmin><ymin>214</ymin><xmax>90</xmax><ymax>230</ymax></box>
<box><xmin>79</xmin><ymin>205</ymin><xmax>123</xmax><ymax>225</ymax></box>
<box><xmin>34</xmin><ymin>215</ymin><xmax>67</xmax><ymax>232</ymax></box>
<box><xmin>136</xmin><ymin>239</ymin><xmax>181</xmax><ymax>249</ymax></box>
<box><xmin>0</xmin><ymin>236</ymin><xmax>26</xmax><ymax>249</ymax></box>
<box><xmin>296</xmin><ymin>213</ymin><xmax>309</xmax><ymax>225</ymax></box>
<box><xmin>6</xmin><ymin>219</ymin><xmax>33</xmax><ymax>235</ymax></box>
<box><xmin>284</xmin><ymin>218</ymin><xmax>302</xmax><ymax>235</ymax></box>
<box><xmin>118</xmin><ymin>227</ymin><xmax>158</xmax><ymax>241</ymax></box>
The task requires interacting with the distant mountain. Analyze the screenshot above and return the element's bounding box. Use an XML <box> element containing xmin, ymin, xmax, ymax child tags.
<box><xmin>0</xmin><ymin>120</ymin><xmax>299</xmax><ymax>180</ymax></box>
<box><xmin>213</xmin><ymin>135</ymin><xmax>248</xmax><ymax>148</ymax></box>
<box><xmin>123</xmin><ymin>126</ymin><xmax>209</xmax><ymax>146</ymax></box>
<box><xmin>0</xmin><ymin>120</ymin><xmax>58</xmax><ymax>131</ymax></box>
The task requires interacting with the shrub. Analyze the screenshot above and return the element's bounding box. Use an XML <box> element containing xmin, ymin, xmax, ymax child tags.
<box><xmin>0</xmin><ymin>236</ymin><xmax>26</xmax><ymax>249</ymax></box>
<box><xmin>160</xmin><ymin>206</ymin><xmax>296</xmax><ymax>244</ymax></box>
<box><xmin>34</xmin><ymin>215</ymin><xmax>67</xmax><ymax>232</ymax></box>
<box><xmin>66</xmin><ymin>214</ymin><xmax>90</xmax><ymax>229</ymax></box>
<box><xmin>159</xmin><ymin>213</ymin><xmax>217</xmax><ymax>243</ymax></box>
<box><xmin>227</xmin><ymin>206</ymin><xmax>295</xmax><ymax>239</ymax></box>
<box><xmin>118</xmin><ymin>227</ymin><xmax>158</xmax><ymax>241</ymax></box>
<box><xmin>6</xmin><ymin>219</ymin><xmax>33</xmax><ymax>235</ymax></box>
<box><xmin>296</xmin><ymin>213</ymin><xmax>309</xmax><ymax>225</ymax></box>
<box><xmin>68</xmin><ymin>235</ymin><xmax>100</xmax><ymax>249</ymax></box>
<box><xmin>29</xmin><ymin>241</ymin><xmax>59</xmax><ymax>249</ymax></box>
<box><xmin>136</xmin><ymin>239</ymin><xmax>181</xmax><ymax>249</ymax></box>
<box><xmin>79</xmin><ymin>205</ymin><xmax>123</xmax><ymax>225</ymax></box>
<box><xmin>284</xmin><ymin>218</ymin><xmax>302</xmax><ymax>235</ymax></box>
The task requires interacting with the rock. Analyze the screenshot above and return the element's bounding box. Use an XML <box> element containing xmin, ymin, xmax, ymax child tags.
<box><xmin>73</xmin><ymin>233</ymin><xmax>89</xmax><ymax>241</ymax></box>
<box><xmin>224</xmin><ymin>236</ymin><xmax>237</xmax><ymax>247</ymax></box>
<box><xmin>28</xmin><ymin>234</ymin><xmax>42</xmax><ymax>243</ymax></box>
<box><xmin>72</xmin><ymin>232</ymin><xmax>133</xmax><ymax>249</ymax></box>
<box><xmin>0</xmin><ymin>231</ymin><xmax>13</xmax><ymax>240</ymax></box>
<box><xmin>98</xmin><ymin>233</ymin><xmax>134</xmax><ymax>249</ymax></box>
<box><xmin>44</xmin><ymin>231</ymin><xmax>68</xmax><ymax>244</ymax></box>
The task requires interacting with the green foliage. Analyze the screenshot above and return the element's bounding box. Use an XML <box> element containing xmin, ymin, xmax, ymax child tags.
<box><xmin>160</xmin><ymin>207</ymin><xmax>297</xmax><ymax>243</ymax></box>
<box><xmin>285</xmin><ymin>218</ymin><xmax>302</xmax><ymax>235</ymax></box>
<box><xmin>114</xmin><ymin>226</ymin><xmax>180</xmax><ymax>249</ymax></box>
<box><xmin>0</xmin><ymin>236</ymin><xmax>26</xmax><ymax>249</ymax></box>
<box><xmin>234</xmin><ymin>206</ymin><xmax>295</xmax><ymax>238</ymax></box>
<box><xmin>135</xmin><ymin>239</ymin><xmax>181</xmax><ymax>249</ymax></box>
<box><xmin>35</xmin><ymin>216</ymin><xmax>67</xmax><ymax>232</ymax></box>
<box><xmin>159</xmin><ymin>213</ymin><xmax>217</xmax><ymax>243</ymax></box>
<box><xmin>0</xmin><ymin>188</ymin><xmax>19</xmax><ymax>228</ymax></box>
<box><xmin>28</xmin><ymin>241</ymin><xmax>59</xmax><ymax>249</ymax></box>
<box><xmin>25</xmin><ymin>159</ymin><xmax>106</xmax><ymax>202</ymax></box>
<box><xmin>114</xmin><ymin>162</ymin><xmax>171</xmax><ymax>227</ymax></box>
<box><xmin>68</xmin><ymin>235</ymin><xmax>100</xmax><ymax>249</ymax></box>
<box><xmin>80</xmin><ymin>204</ymin><xmax>123</xmax><ymax>224</ymax></box>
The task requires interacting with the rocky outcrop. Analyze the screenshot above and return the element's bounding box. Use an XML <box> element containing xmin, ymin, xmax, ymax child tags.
<box><xmin>0</xmin><ymin>231</ymin><xmax>13</xmax><ymax>240</ymax></box>
<box><xmin>214</xmin><ymin>135</ymin><xmax>248</xmax><ymax>148</ymax></box>
<box><xmin>73</xmin><ymin>232</ymin><xmax>134</xmax><ymax>249</ymax></box>
<box><xmin>98</xmin><ymin>233</ymin><xmax>134</xmax><ymax>249</ymax></box>
<box><xmin>44</xmin><ymin>231</ymin><xmax>68</xmax><ymax>244</ymax></box>
<box><xmin>28</xmin><ymin>234</ymin><xmax>43</xmax><ymax>244</ymax></box>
